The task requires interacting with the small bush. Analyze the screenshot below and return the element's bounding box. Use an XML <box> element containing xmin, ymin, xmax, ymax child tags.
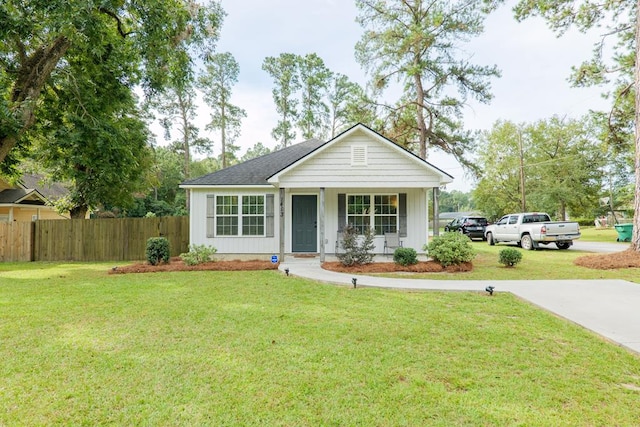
<box><xmin>336</xmin><ymin>225</ymin><xmax>375</xmax><ymax>266</ymax></box>
<box><xmin>146</xmin><ymin>237</ymin><xmax>170</xmax><ymax>266</ymax></box>
<box><xmin>424</xmin><ymin>232</ymin><xmax>476</xmax><ymax>267</ymax></box>
<box><xmin>180</xmin><ymin>244</ymin><xmax>217</xmax><ymax>266</ymax></box>
<box><xmin>499</xmin><ymin>248</ymin><xmax>523</xmax><ymax>267</ymax></box>
<box><xmin>393</xmin><ymin>247</ymin><xmax>418</xmax><ymax>266</ymax></box>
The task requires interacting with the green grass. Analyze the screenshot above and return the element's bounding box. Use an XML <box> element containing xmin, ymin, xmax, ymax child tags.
<box><xmin>1</xmin><ymin>263</ymin><xmax>640</xmax><ymax>425</ymax></box>
<box><xmin>579</xmin><ymin>225</ymin><xmax>626</xmax><ymax>242</ymax></box>
<box><xmin>413</xmin><ymin>226</ymin><xmax>639</xmax><ymax>282</ymax></box>
<box><xmin>403</xmin><ymin>243</ymin><xmax>640</xmax><ymax>282</ymax></box>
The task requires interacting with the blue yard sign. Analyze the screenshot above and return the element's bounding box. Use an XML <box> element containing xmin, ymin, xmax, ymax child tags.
<box><xmin>271</xmin><ymin>255</ymin><xmax>279</xmax><ymax>264</ymax></box>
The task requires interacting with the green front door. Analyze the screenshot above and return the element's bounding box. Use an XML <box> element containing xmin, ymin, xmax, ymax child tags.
<box><xmin>292</xmin><ymin>195</ymin><xmax>317</xmax><ymax>252</ymax></box>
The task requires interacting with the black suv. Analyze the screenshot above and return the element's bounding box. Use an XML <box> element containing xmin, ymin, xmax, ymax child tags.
<box><xmin>444</xmin><ymin>216</ymin><xmax>489</xmax><ymax>240</ymax></box>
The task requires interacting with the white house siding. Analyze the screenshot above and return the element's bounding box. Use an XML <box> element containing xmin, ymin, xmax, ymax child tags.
<box><xmin>189</xmin><ymin>187</ymin><xmax>280</xmax><ymax>258</ymax></box>
<box><xmin>275</xmin><ymin>131</ymin><xmax>442</xmax><ymax>189</ymax></box>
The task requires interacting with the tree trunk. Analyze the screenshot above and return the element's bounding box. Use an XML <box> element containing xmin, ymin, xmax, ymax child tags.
<box><xmin>221</xmin><ymin>104</ymin><xmax>227</xmax><ymax>169</ymax></box>
<box><xmin>178</xmin><ymin>91</ymin><xmax>191</xmax><ymax>212</ymax></box>
<box><xmin>70</xmin><ymin>205</ymin><xmax>89</xmax><ymax>219</ymax></box>
<box><xmin>0</xmin><ymin>36</ymin><xmax>70</xmax><ymax>164</ymax></box>
<box><xmin>413</xmin><ymin>71</ymin><xmax>428</xmax><ymax>160</ymax></box>
<box><xmin>633</xmin><ymin>0</ymin><xmax>640</xmax><ymax>251</ymax></box>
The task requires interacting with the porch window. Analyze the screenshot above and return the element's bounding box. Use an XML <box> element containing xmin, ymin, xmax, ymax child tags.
<box><xmin>213</xmin><ymin>195</ymin><xmax>265</xmax><ymax>236</ymax></box>
<box><xmin>347</xmin><ymin>194</ymin><xmax>398</xmax><ymax>235</ymax></box>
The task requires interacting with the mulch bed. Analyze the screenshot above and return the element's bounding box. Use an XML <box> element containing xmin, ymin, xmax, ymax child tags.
<box><xmin>321</xmin><ymin>261</ymin><xmax>472</xmax><ymax>273</ymax></box>
<box><xmin>573</xmin><ymin>249</ymin><xmax>640</xmax><ymax>270</ymax></box>
<box><xmin>109</xmin><ymin>258</ymin><xmax>279</xmax><ymax>274</ymax></box>
<box><xmin>108</xmin><ymin>250</ymin><xmax>640</xmax><ymax>274</ymax></box>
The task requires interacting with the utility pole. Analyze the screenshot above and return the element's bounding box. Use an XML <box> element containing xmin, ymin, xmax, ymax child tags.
<box><xmin>518</xmin><ymin>130</ymin><xmax>526</xmax><ymax>212</ymax></box>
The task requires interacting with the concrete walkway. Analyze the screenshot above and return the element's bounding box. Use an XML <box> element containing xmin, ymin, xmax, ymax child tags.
<box><xmin>279</xmin><ymin>246</ymin><xmax>640</xmax><ymax>355</ymax></box>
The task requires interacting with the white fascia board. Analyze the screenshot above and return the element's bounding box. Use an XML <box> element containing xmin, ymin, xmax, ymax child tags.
<box><xmin>179</xmin><ymin>184</ymin><xmax>275</xmax><ymax>190</ymax></box>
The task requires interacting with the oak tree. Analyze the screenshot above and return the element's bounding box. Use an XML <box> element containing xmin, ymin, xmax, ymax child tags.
<box><xmin>0</xmin><ymin>0</ymin><xmax>223</xmax><ymax>169</ymax></box>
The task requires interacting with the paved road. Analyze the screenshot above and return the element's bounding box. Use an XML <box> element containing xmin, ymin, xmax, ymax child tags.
<box><xmin>280</xmin><ymin>242</ymin><xmax>640</xmax><ymax>355</ymax></box>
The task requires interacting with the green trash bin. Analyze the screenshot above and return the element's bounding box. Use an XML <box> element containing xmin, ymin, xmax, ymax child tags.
<box><xmin>614</xmin><ymin>223</ymin><xmax>633</xmax><ymax>242</ymax></box>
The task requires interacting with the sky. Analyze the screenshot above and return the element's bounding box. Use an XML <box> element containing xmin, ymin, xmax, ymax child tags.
<box><xmin>173</xmin><ymin>0</ymin><xmax>613</xmax><ymax>191</ymax></box>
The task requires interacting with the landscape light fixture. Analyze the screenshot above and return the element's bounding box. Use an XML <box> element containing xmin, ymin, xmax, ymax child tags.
<box><xmin>485</xmin><ymin>285</ymin><xmax>495</xmax><ymax>296</ymax></box>
<box><xmin>352</xmin><ymin>278</ymin><xmax>357</xmax><ymax>288</ymax></box>
<box><xmin>284</xmin><ymin>267</ymin><xmax>290</xmax><ymax>276</ymax></box>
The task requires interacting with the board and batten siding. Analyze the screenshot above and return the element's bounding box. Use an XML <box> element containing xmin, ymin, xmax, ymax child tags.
<box><xmin>320</xmin><ymin>188</ymin><xmax>428</xmax><ymax>254</ymax></box>
<box><xmin>189</xmin><ymin>187</ymin><xmax>280</xmax><ymax>256</ymax></box>
<box><xmin>275</xmin><ymin>133</ymin><xmax>443</xmax><ymax>189</ymax></box>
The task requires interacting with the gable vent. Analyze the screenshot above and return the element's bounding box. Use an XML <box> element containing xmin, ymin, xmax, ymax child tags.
<box><xmin>351</xmin><ymin>145</ymin><xmax>368</xmax><ymax>166</ymax></box>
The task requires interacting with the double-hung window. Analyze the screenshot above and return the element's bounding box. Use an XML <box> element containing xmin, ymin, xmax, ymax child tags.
<box><xmin>209</xmin><ymin>195</ymin><xmax>266</xmax><ymax>236</ymax></box>
<box><xmin>347</xmin><ymin>194</ymin><xmax>398</xmax><ymax>235</ymax></box>
<box><xmin>215</xmin><ymin>195</ymin><xmax>238</xmax><ymax>236</ymax></box>
<box><xmin>241</xmin><ymin>195</ymin><xmax>265</xmax><ymax>236</ymax></box>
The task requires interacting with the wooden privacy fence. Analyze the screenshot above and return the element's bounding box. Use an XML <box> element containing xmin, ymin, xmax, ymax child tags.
<box><xmin>31</xmin><ymin>216</ymin><xmax>189</xmax><ymax>262</ymax></box>
<box><xmin>0</xmin><ymin>222</ymin><xmax>34</xmax><ymax>262</ymax></box>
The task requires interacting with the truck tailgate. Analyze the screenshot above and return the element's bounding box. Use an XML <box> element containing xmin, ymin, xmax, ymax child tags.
<box><xmin>544</xmin><ymin>222</ymin><xmax>580</xmax><ymax>237</ymax></box>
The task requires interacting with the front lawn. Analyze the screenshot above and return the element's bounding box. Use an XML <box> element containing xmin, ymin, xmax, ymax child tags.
<box><xmin>1</xmin><ymin>263</ymin><xmax>639</xmax><ymax>425</ymax></box>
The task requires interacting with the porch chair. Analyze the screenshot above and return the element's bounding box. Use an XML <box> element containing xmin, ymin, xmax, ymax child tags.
<box><xmin>383</xmin><ymin>231</ymin><xmax>403</xmax><ymax>256</ymax></box>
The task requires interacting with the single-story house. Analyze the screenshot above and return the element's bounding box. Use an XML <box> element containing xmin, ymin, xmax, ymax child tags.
<box><xmin>180</xmin><ymin>123</ymin><xmax>453</xmax><ymax>261</ymax></box>
<box><xmin>0</xmin><ymin>174</ymin><xmax>70</xmax><ymax>222</ymax></box>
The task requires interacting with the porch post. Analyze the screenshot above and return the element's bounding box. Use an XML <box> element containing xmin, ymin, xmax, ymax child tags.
<box><xmin>279</xmin><ymin>187</ymin><xmax>285</xmax><ymax>261</ymax></box>
<box><xmin>319</xmin><ymin>187</ymin><xmax>325</xmax><ymax>262</ymax></box>
<box><xmin>433</xmin><ymin>187</ymin><xmax>440</xmax><ymax>237</ymax></box>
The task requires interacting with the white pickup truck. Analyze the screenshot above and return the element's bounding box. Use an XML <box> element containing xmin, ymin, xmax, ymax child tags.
<box><xmin>484</xmin><ymin>212</ymin><xmax>581</xmax><ymax>250</ymax></box>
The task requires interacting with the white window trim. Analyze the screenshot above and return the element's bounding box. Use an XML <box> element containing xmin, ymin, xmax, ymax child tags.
<box><xmin>214</xmin><ymin>193</ymin><xmax>266</xmax><ymax>237</ymax></box>
<box><xmin>346</xmin><ymin>193</ymin><xmax>399</xmax><ymax>235</ymax></box>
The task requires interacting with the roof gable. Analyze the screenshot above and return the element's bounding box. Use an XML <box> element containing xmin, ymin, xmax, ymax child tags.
<box><xmin>267</xmin><ymin>124</ymin><xmax>454</xmax><ymax>187</ymax></box>
<box><xmin>181</xmin><ymin>124</ymin><xmax>454</xmax><ymax>188</ymax></box>
<box><xmin>0</xmin><ymin>188</ymin><xmax>47</xmax><ymax>205</ymax></box>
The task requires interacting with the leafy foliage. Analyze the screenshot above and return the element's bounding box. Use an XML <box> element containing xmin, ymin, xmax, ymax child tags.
<box><xmin>262</xmin><ymin>53</ymin><xmax>300</xmax><ymax>146</ymax></box>
<box><xmin>425</xmin><ymin>233</ymin><xmax>476</xmax><ymax>267</ymax></box>
<box><xmin>336</xmin><ymin>225</ymin><xmax>375</xmax><ymax>267</ymax></box>
<box><xmin>0</xmin><ymin>0</ymin><xmax>225</xmax><ymax>166</ymax></box>
<box><xmin>474</xmin><ymin>117</ymin><xmax>606</xmax><ymax>220</ymax></box>
<box><xmin>498</xmin><ymin>248</ymin><xmax>523</xmax><ymax>267</ymax></box>
<box><xmin>355</xmin><ymin>0</ymin><xmax>500</xmax><ymax>167</ymax></box>
<box><xmin>393</xmin><ymin>247</ymin><xmax>418</xmax><ymax>266</ymax></box>
<box><xmin>199</xmin><ymin>52</ymin><xmax>246</xmax><ymax>169</ymax></box>
<box><xmin>180</xmin><ymin>244</ymin><xmax>217</xmax><ymax>266</ymax></box>
<box><xmin>297</xmin><ymin>53</ymin><xmax>331</xmax><ymax>139</ymax></box>
<box><xmin>512</xmin><ymin>0</ymin><xmax>639</xmax><ymax>251</ymax></box>
<box><xmin>146</xmin><ymin>237</ymin><xmax>170</xmax><ymax>266</ymax></box>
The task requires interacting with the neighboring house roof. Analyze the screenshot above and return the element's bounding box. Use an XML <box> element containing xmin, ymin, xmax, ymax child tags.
<box><xmin>180</xmin><ymin>123</ymin><xmax>454</xmax><ymax>188</ymax></box>
<box><xmin>0</xmin><ymin>188</ymin><xmax>47</xmax><ymax>205</ymax></box>
<box><xmin>181</xmin><ymin>138</ymin><xmax>326</xmax><ymax>186</ymax></box>
<box><xmin>20</xmin><ymin>173</ymin><xmax>69</xmax><ymax>201</ymax></box>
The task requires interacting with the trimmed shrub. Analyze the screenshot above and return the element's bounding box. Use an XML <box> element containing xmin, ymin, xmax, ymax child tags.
<box><xmin>336</xmin><ymin>225</ymin><xmax>375</xmax><ymax>266</ymax></box>
<box><xmin>499</xmin><ymin>248</ymin><xmax>523</xmax><ymax>267</ymax></box>
<box><xmin>180</xmin><ymin>244</ymin><xmax>217</xmax><ymax>266</ymax></box>
<box><xmin>393</xmin><ymin>247</ymin><xmax>418</xmax><ymax>266</ymax></box>
<box><xmin>424</xmin><ymin>232</ymin><xmax>476</xmax><ymax>267</ymax></box>
<box><xmin>146</xmin><ymin>237</ymin><xmax>170</xmax><ymax>266</ymax></box>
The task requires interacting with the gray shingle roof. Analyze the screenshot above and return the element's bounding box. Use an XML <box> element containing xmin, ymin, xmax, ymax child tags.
<box><xmin>20</xmin><ymin>173</ymin><xmax>69</xmax><ymax>201</ymax></box>
<box><xmin>181</xmin><ymin>138</ymin><xmax>326</xmax><ymax>186</ymax></box>
<box><xmin>0</xmin><ymin>188</ymin><xmax>44</xmax><ymax>204</ymax></box>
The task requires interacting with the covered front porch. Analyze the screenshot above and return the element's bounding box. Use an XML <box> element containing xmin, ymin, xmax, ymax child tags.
<box><xmin>278</xmin><ymin>186</ymin><xmax>442</xmax><ymax>262</ymax></box>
